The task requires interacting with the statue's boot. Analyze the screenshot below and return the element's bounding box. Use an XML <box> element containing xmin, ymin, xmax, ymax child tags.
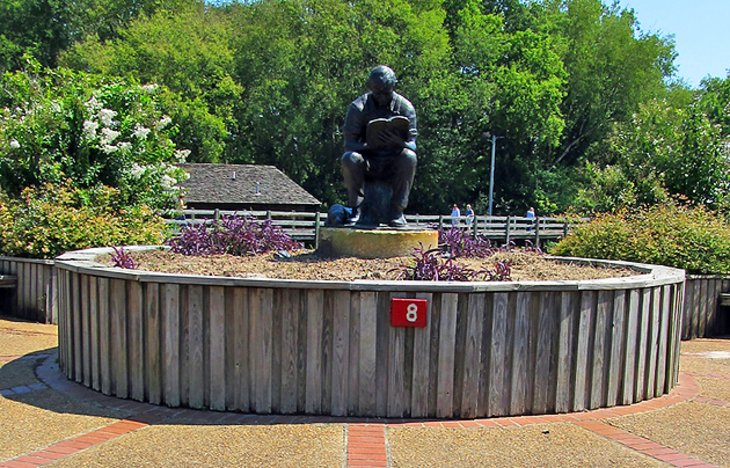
<box><xmin>345</xmin><ymin>207</ymin><xmax>360</xmax><ymax>226</ymax></box>
<box><xmin>388</xmin><ymin>209</ymin><xmax>407</xmax><ymax>228</ymax></box>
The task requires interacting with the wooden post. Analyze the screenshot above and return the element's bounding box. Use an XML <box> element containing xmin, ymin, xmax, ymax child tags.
<box><xmin>266</xmin><ymin>210</ymin><xmax>272</xmax><ymax>221</ymax></box>
<box><xmin>505</xmin><ymin>216</ymin><xmax>512</xmax><ymax>245</ymax></box>
<box><xmin>214</xmin><ymin>209</ymin><xmax>220</xmax><ymax>222</ymax></box>
<box><xmin>438</xmin><ymin>215</ymin><xmax>444</xmax><ymax>231</ymax></box>
<box><xmin>563</xmin><ymin>220</ymin><xmax>569</xmax><ymax>238</ymax></box>
<box><xmin>314</xmin><ymin>212</ymin><xmax>321</xmax><ymax>249</ymax></box>
<box><xmin>534</xmin><ymin>216</ymin><xmax>540</xmax><ymax>247</ymax></box>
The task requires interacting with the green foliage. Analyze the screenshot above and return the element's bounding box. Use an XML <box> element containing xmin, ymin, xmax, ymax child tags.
<box><xmin>0</xmin><ymin>182</ymin><xmax>169</xmax><ymax>259</ymax></box>
<box><xmin>61</xmin><ymin>2</ymin><xmax>238</xmax><ymax>162</ymax></box>
<box><xmin>0</xmin><ymin>61</ymin><xmax>189</xmax><ymax>211</ymax></box>
<box><xmin>550</xmin><ymin>204</ymin><xmax>730</xmax><ymax>275</ymax></box>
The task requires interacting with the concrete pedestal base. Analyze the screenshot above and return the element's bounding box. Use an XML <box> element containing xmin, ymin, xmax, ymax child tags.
<box><xmin>317</xmin><ymin>227</ymin><xmax>438</xmax><ymax>258</ymax></box>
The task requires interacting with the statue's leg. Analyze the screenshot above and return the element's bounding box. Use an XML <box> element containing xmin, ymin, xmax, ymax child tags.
<box><xmin>390</xmin><ymin>149</ymin><xmax>417</xmax><ymax>221</ymax></box>
<box><xmin>341</xmin><ymin>151</ymin><xmax>365</xmax><ymax>217</ymax></box>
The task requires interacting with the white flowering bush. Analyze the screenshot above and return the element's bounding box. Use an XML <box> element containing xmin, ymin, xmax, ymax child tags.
<box><xmin>0</xmin><ymin>61</ymin><xmax>189</xmax><ymax>212</ymax></box>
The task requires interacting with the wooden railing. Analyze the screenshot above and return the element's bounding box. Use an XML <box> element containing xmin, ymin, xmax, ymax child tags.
<box><xmin>166</xmin><ymin>210</ymin><xmax>587</xmax><ymax>245</ymax></box>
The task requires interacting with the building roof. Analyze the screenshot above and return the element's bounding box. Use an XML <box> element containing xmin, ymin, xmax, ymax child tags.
<box><xmin>178</xmin><ymin>163</ymin><xmax>321</xmax><ymax>207</ymax></box>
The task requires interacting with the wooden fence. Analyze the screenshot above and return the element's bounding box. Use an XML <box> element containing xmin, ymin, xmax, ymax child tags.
<box><xmin>682</xmin><ymin>276</ymin><xmax>730</xmax><ymax>340</ymax></box>
<box><xmin>0</xmin><ymin>256</ymin><xmax>58</xmax><ymax>324</ymax></box>
<box><xmin>167</xmin><ymin>209</ymin><xmax>587</xmax><ymax>246</ymax></box>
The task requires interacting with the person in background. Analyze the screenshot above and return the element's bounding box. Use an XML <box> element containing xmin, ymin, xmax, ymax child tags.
<box><xmin>526</xmin><ymin>206</ymin><xmax>535</xmax><ymax>231</ymax></box>
<box><xmin>451</xmin><ymin>203</ymin><xmax>461</xmax><ymax>227</ymax></box>
<box><xmin>465</xmin><ymin>204</ymin><xmax>475</xmax><ymax>227</ymax></box>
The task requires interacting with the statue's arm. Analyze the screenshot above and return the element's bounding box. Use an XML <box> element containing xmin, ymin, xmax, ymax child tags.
<box><xmin>343</xmin><ymin>103</ymin><xmax>367</xmax><ymax>153</ymax></box>
<box><xmin>404</xmin><ymin>105</ymin><xmax>417</xmax><ymax>153</ymax></box>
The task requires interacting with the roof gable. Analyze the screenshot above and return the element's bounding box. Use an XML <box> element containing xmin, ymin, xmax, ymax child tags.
<box><xmin>178</xmin><ymin>163</ymin><xmax>321</xmax><ymax>206</ymax></box>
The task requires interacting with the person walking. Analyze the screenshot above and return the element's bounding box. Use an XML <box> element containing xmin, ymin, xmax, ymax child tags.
<box><xmin>465</xmin><ymin>204</ymin><xmax>475</xmax><ymax>227</ymax></box>
<box><xmin>451</xmin><ymin>203</ymin><xmax>461</xmax><ymax>227</ymax></box>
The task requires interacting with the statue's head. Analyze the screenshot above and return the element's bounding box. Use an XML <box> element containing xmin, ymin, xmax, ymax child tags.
<box><xmin>367</xmin><ymin>65</ymin><xmax>397</xmax><ymax>107</ymax></box>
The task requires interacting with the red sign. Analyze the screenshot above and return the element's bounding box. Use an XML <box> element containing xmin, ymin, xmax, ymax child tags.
<box><xmin>390</xmin><ymin>298</ymin><xmax>428</xmax><ymax>328</ymax></box>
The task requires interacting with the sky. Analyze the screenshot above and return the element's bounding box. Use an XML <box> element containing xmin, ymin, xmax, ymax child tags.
<box><xmin>618</xmin><ymin>0</ymin><xmax>730</xmax><ymax>88</ymax></box>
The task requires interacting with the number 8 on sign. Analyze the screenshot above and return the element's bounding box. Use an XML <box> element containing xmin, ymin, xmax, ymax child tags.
<box><xmin>390</xmin><ymin>298</ymin><xmax>427</xmax><ymax>328</ymax></box>
<box><xmin>406</xmin><ymin>303</ymin><xmax>418</xmax><ymax>322</ymax></box>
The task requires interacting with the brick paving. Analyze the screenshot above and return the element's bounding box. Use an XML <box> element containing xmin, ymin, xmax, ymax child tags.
<box><xmin>0</xmin><ymin>317</ymin><xmax>728</xmax><ymax>467</ymax></box>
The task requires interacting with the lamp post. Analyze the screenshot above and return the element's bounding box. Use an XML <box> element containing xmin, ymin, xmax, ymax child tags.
<box><xmin>485</xmin><ymin>132</ymin><xmax>504</xmax><ymax>217</ymax></box>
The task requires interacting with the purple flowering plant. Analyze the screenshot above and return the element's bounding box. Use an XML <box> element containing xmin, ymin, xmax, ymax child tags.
<box><xmin>166</xmin><ymin>215</ymin><xmax>302</xmax><ymax>256</ymax></box>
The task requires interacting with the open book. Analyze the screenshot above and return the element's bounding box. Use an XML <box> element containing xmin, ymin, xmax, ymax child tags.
<box><xmin>365</xmin><ymin>115</ymin><xmax>410</xmax><ymax>150</ymax></box>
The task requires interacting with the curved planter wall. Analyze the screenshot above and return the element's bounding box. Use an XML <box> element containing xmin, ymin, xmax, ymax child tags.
<box><xmin>55</xmin><ymin>247</ymin><xmax>685</xmax><ymax>419</ymax></box>
<box><xmin>0</xmin><ymin>256</ymin><xmax>58</xmax><ymax>324</ymax></box>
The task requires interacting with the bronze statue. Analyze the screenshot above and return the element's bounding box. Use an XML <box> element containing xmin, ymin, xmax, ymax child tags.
<box><xmin>340</xmin><ymin>65</ymin><xmax>417</xmax><ymax>227</ymax></box>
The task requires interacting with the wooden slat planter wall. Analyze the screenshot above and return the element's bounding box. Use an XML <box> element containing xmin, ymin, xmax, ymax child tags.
<box><xmin>682</xmin><ymin>276</ymin><xmax>730</xmax><ymax>340</ymax></box>
<box><xmin>55</xmin><ymin>248</ymin><xmax>685</xmax><ymax>419</ymax></box>
<box><xmin>0</xmin><ymin>256</ymin><xmax>58</xmax><ymax>324</ymax></box>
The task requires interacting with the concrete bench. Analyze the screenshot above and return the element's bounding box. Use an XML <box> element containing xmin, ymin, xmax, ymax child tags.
<box><xmin>0</xmin><ymin>275</ymin><xmax>17</xmax><ymax>289</ymax></box>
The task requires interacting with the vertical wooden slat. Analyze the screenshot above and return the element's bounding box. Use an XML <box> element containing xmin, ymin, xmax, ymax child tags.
<box><xmin>682</xmin><ymin>280</ymin><xmax>692</xmax><ymax>340</ymax></box>
<box><xmin>305</xmin><ymin>289</ymin><xmax>323</xmax><ymax>414</ymax></box>
<box><xmin>634</xmin><ymin>288</ymin><xmax>651</xmax><ymax>401</ymax></box>
<box><xmin>488</xmin><ymin>292</ymin><xmax>508</xmax><ymax>416</ymax></box>
<box><xmin>510</xmin><ymin>292</ymin><xmax>530</xmax><ymax>414</ymax></box>
<box><xmin>162</xmin><ymin>283</ymin><xmax>180</xmax><ymax>407</ymax></box>
<box><xmin>410</xmin><ymin>292</ymin><xmax>433</xmax><ymax>418</ymax></box>
<box><xmin>128</xmin><ymin>281</ymin><xmax>144</xmax><ymax>402</ymax></box>
<box><xmin>706</xmin><ymin>279</ymin><xmax>717</xmax><ymax>335</ymax></box>
<box><xmin>691</xmin><ymin>280</ymin><xmax>701</xmax><ymax>338</ymax></box>
<box><xmin>280</xmin><ymin>289</ymin><xmax>298</xmax><ymax>414</ymax></box>
<box><xmin>145</xmin><ymin>283</ymin><xmax>161</xmax><ymax>404</ymax></box>
<box><xmin>375</xmin><ymin>292</ymin><xmax>390</xmax><ymax>416</ymax></box>
<box><xmin>645</xmin><ymin>287</ymin><xmax>661</xmax><ymax>397</ymax></box>
<box><xmin>208</xmin><ymin>286</ymin><xmax>226</xmax><ymax>411</ymax></box>
<box><xmin>50</xmin><ymin>266</ymin><xmax>59</xmax><ymax>324</ymax></box>
<box><xmin>460</xmin><ymin>293</ymin><xmax>484</xmax><ymax>418</ymax></box>
<box><xmin>89</xmin><ymin>276</ymin><xmax>100</xmax><ymax>391</ymax></box>
<box><xmin>187</xmin><ymin>285</ymin><xmax>204</xmax><ymax>408</ymax></box>
<box><xmin>572</xmin><ymin>291</ymin><xmax>594</xmax><ymax>411</ymax></box>
<box><xmin>56</xmin><ymin>269</ymin><xmax>66</xmax><ymax>373</ymax></box>
<box><xmin>555</xmin><ymin>292</ymin><xmax>576</xmax><ymax>412</ymax></box>
<box><xmin>533</xmin><ymin>292</ymin><xmax>555</xmax><ymax>413</ymax></box>
<box><xmin>110</xmin><ymin>279</ymin><xmax>128</xmax><ymax>398</ymax></box>
<box><xmin>233</xmin><ymin>287</ymin><xmax>250</xmax><ymax>412</ymax></box>
<box><xmin>98</xmin><ymin>277</ymin><xmax>111</xmax><ymax>395</ymax></box>
<box><xmin>71</xmin><ymin>273</ymin><xmax>82</xmax><ymax>383</ymax></box>
<box><xmin>347</xmin><ymin>291</ymin><xmax>361</xmax><ymax>416</ymax></box>
<box><xmin>81</xmin><ymin>275</ymin><xmax>91</xmax><ymax>386</ymax></box>
<box><xmin>320</xmin><ymin>292</ymin><xmax>334</xmax><ymax>416</ymax></box>
<box><xmin>622</xmin><ymin>289</ymin><xmax>639</xmax><ymax>405</ymax></box>
<box><xmin>672</xmin><ymin>283</ymin><xmax>684</xmax><ymax>384</ymax></box>
<box><xmin>655</xmin><ymin>285</ymin><xmax>671</xmax><ymax>396</ymax></box>
<box><xmin>386</xmin><ymin>310</ymin><xmax>407</xmax><ymax>418</ymax></box>
<box><xmin>436</xmin><ymin>293</ymin><xmax>458</xmax><ymax>418</ymax></box>
<box><xmin>697</xmin><ymin>278</ymin><xmax>709</xmax><ymax>338</ymax></box>
<box><xmin>606</xmin><ymin>290</ymin><xmax>625</xmax><ymax>406</ymax></box>
<box><xmin>330</xmin><ymin>290</ymin><xmax>350</xmax><ymax>417</ymax></box>
<box><xmin>251</xmin><ymin>288</ymin><xmax>273</xmax><ymax>413</ymax></box>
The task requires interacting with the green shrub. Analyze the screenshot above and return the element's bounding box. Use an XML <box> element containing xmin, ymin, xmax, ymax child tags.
<box><xmin>550</xmin><ymin>204</ymin><xmax>730</xmax><ymax>275</ymax></box>
<box><xmin>0</xmin><ymin>182</ymin><xmax>169</xmax><ymax>259</ymax></box>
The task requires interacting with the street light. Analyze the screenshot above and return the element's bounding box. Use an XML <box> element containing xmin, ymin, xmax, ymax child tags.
<box><xmin>484</xmin><ymin>132</ymin><xmax>504</xmax><ymax>217</ymax></box>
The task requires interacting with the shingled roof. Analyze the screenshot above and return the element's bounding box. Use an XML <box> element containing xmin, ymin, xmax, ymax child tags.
<box><xmin>178</xmin><ymin>163</ymin><xmax>321</xmax><ymax>209</ymax></box>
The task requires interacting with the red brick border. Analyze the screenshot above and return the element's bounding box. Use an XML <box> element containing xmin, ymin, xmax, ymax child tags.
<box><xmin>0</xmin><ymin>420</ymin><xmax>148</xmax><ymax>467</ymax></box>
<box><xmin>574</xmin><ymin>420</ymin><xmax>715</xmax><ymax>467</ymax></box>
<box><xmin>347</xmin><ymin>424</ymin><xmax>388</xmax><ymax>468</ymax></box>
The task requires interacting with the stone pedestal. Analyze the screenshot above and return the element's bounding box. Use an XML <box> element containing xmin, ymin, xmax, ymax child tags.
<box><xmin>317</xmin><ymin>227</ymin><xmax>438</xmax><ymax>258</ymax></box>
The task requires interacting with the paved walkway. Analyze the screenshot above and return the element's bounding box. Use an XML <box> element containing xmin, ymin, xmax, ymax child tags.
<box><xmin>1</xmin><ymin>315</ymin><xmax>729</xmax><ymax>467</ymax></box>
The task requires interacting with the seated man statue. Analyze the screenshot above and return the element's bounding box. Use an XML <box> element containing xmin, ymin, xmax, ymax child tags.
<box><xmin>341</xmin><ymin>65</ymin><xmax>417</xmax><ymax>228</ymax></box>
